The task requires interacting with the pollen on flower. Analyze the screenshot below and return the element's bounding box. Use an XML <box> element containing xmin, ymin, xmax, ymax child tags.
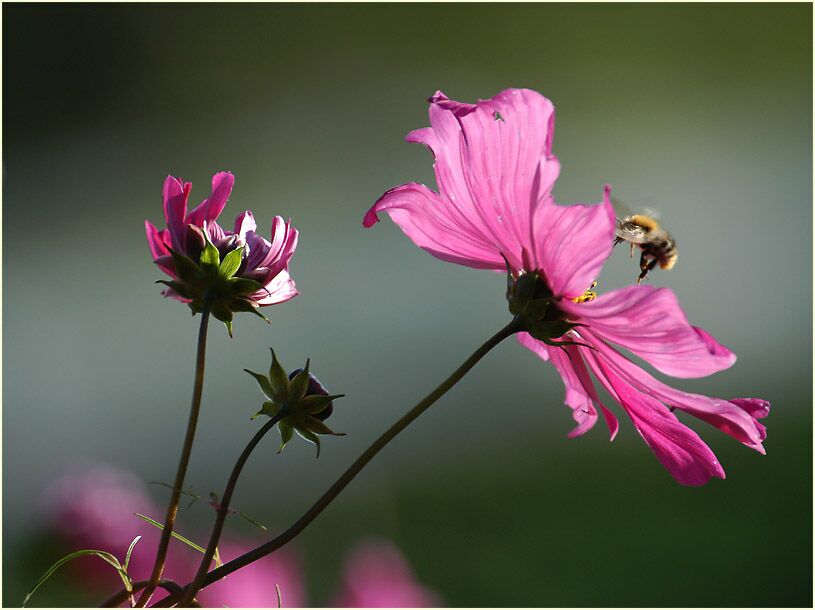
<box><xmin>571</xmin><ymin>282</ymin><xmax>598</xmax><ymax>304</ymax></box>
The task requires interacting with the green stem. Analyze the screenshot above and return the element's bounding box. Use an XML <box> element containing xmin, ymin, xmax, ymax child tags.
<box><xmin>169</xmin><ymin>317</ymin><xmax>522</xmax><ymax>605</ymax></box>
<box><xmin>177</xmin><ymin>413</ymin><xmax>284</xmax><ymax>605</ymax></box>
<box><xmin>135</xmin><ymin>302</ymin><xmax>212</xmax><ymax>607</ymax></box>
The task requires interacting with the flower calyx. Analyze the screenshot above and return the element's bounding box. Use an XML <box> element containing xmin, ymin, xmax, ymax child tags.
<box><xmin>157</xmin><ymin>235</ymin><xmax>270</xmax><ymax>337</ymax></box>
<box><xmin>504</xmin><ymin>258</ymin><xmax>589</xmax><ymax>351</ymax></box>
<box><xmin>245</xmin><ymin>349</ymin><xmax>345</xmax><ymax>457</ymax></box>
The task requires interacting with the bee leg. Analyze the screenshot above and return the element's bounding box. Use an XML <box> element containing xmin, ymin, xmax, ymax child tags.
<box><xmin>637</xmin><ymin>256</ymin><xmax>659</xmax><ymax>284</ymax></box>
<box><xmin>629</xmin><ymin>242</ymin><xmax>635</xmax><ymax>258</ymax></box>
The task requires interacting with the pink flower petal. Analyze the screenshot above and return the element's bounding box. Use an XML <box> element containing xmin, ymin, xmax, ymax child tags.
<box><xmin>532</xmin><ymin>185</ymin><xmax>616</xmax><ymax>297</ymax></box>
<box><xmin>145</xmin><ymin>221</ymin><xmax>170</xmax><ymax>260</ymax></box>
<box><xmin>518</xmin><ymin>333</ymin><xmax>619</xmax><ymax>440</ymax></box>
<box><xmin>364</xmin><ymin>183</ymin><xmax>507</xmax><ymax>269</ymax></box>
<box><xmin>584</xmin><ymin>348</ymin><xmax>726</xmax><ymax>486</ymax></box>
<box><xmin>254</xmin><ymin>269</ymin><xmax>298</xmax><ymax>306</ymax></box>
<box><xmin>730</xmin><ymin>397</ymin><xmax>771</xmax><ymax>419</ymax></box>
<box><xmin>367</xmin><ymin>89</ymin><xmax>562</xmax><ymax>273</ymax></box>
<box><xmin>162</xmin><ymin>175</ymin><xmax>191</xmax><ymax>252</ymax></box>
<box><xmin>234</xmin><ymin>210</ymin><xmax>257</xmax><ymax>239</ymax></box>
<box><xmin>561</xmin><ymin>285</ymin><xmax>736</xmax><ymax>378</ymax></box>
<box><xmin>330</xmin><ymin>539</ymin><xmax>441</xmax><ymax>608</ymax></box>
<box><xmin>197</xmin><ymin>542</ymin><xmax>304</xmax><ymax>608</ymax></box>
<box><xmin>581</xmin><ymin>329</ymin><xmax>768</xmax><ymax>453</ymax></box>
<box><xmin>187</xmin><ymin>171</ymin><xmax>235</xmax><ymax>227</ymax></box>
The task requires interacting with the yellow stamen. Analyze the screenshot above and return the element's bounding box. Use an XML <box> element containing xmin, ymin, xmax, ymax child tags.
<box><xmin>571</xmin><ymin>281</ymin><xmax>598</xmax><ymax>303</ymax></box>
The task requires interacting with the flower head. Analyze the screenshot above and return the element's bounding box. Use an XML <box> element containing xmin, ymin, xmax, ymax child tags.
<box><xmin>364</xmin><ymin>88</ymin><xmax>769</xmax><ymax>485</ymax></box>
<box><xmin>145</xmin><ymin>172</ymin><xmax>298</xmax><ymax>335</ymax></box>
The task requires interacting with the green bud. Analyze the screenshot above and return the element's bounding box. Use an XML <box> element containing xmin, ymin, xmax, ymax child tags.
<box><xmin>246</xmin><ymin>351</ymin><xmax>345</xmax><ymax>456</ymax></box>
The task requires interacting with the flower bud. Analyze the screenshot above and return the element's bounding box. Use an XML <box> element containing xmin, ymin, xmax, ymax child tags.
<box><xmin>245</xmin><ymin>350</ymin><xmax>345</xmax><ymax>457</ymax></box>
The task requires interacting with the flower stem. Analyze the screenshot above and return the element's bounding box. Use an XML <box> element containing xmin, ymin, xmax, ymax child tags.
<box><xmin>177</xmin><ymin>413</ymin><xmax>284</xmax><ymax>606</ymax></box>
<box><xmin>169</xmin><ymin>317</ymin><xmax>522</xmax><ymax>605</ymax></box>
<box><xmin>135</xmin><ymin>302</ymin><xmax>212</xmax><ymax>607</ymax></box>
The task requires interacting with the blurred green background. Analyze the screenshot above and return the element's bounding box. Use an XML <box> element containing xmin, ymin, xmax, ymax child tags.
<box><xmin>4</xmin><ymin>3</ymin><xmax>812</xmax><ymax>607</ymax></box>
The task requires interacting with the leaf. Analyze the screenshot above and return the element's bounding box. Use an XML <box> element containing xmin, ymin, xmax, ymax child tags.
<box><xmin>244</xmin><ymin>369</ymin><xmax>275</xmax><ymax>400</ymax></box>
<box><xmin>148</xmin><ymin>481</ymin><xmax>202</xmax><ymax>510</ymax></box>
<box><xmin>219</xmin><ymin>246</ymin><xmax>244</xmax><ymax>279</ymax></box>
<box><xmin>134</xmin><ymin>513</ymin><xmax>222</xmax><ymax>568</ymax></box>
<box><xmin>124</xmin><ymin>536</ymin><xmax>142</xmax><ymax>572</ymax></box>
<box><xmin>237</xmin><ymin>511</ymin><xmax>268</xmax><ymax>531</ymax></box>
<box><xmin>23</xmin><ymin>549</ymin><xmax>131</xmax><ymax>607</ymax></box>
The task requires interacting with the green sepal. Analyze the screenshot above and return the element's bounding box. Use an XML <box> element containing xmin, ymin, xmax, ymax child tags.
<box><xmin>510</xmin><ymin>271</ymin><xmax>540</xmax><ymax>314</ymax></box>
<box><xmin>289</xmin><ymin>360</ymin><xmax>311</xmax><ymax>401</ymax></box>
<box><xmin>223</xmin><ymin>320</ymin><xmax>233</xmax><ymax>337</ymax></box>
<box><xmin>526</xmin><ymin>319</ymin><xmax>574</xmax><ymax>342</ymax></box>
<box><xmin>260</xmin><ymin>400</ymin><xmax>281</xmax><ymax>418</ymax></box>
<box><xmin>169</xmin><ymin>248</ymin><xmax>203</xmax><ymax>284</ymax></box>
<box><xmin>268</xmin><ymin>349</ymin><xmax>290</xmax><ymax>399</ymax></box>
<box><xmin>250</xmin><ymin>402</ymin><xmax>281</xmax><ymax>420</ymax></box>
<box><xmin>156</xmin><ymin>280</ymin><xmax>196</xmax><ymax>300</ymax></box>
<box><xmin>301</xmin><ymin>415</ymin><xmax>345</xmax><ymax>437</ymax></box>
<box><xmin>211</xmin><ymin>302</ymin><xmax>234</xmax><ymax>324</ymax></box>
<box><xmin>277</xmin><ymin>420</ymin><xmax>294</xmax><ymax>453</ymax></box>
<box><xmin>219</xmin><ymin>246</ymin><xmax>244</xmax><ymax>279</ymax></box>
<box><xmin>502</xmin><ymin>253</ymin><xmax>514</xmax><ymax>301</ymax></box>
<box><xmin>523</xmin><ymin>297</ymin><xmax>552</xmax><ymax>322</ymax></box>
<box><xmin>200</xmin><ymin>238</ymin><xmax>221</xmax><ymax>270</ymax></box>
<box><xmin>294</xmin><ymin>426</ymin><xmax>322</xmax><ymax>458</ymax></box>
<box><xmin>244</xmin><ymin>369</ymin><xmax>275</xmax><ymax>400</ymax></box>
<box><xmin>301</xmin><ymin>394</ymin><xmax>344</xmax><ymax>415</ymax></box>
<box><xmin>229</xmin><ymin>277</ymin><xmax>266</xmax><ymax>296</ymax></box>
<box><xmin>230</xmin><ymin>298</ymin><xmax>271</xmax><ymax>324</ymax></box>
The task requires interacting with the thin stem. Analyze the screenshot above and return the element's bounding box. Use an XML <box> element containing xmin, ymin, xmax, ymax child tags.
<box><xmin>168</xmin><ymin>317</ymin><xmax>522</xmax><ymax>605</ymax></box>
<box><xmin>135</xmin><ymin>303</ymin><xmax>212</xmax><ymax>607</ymax></box>
<box><xmin>98</xmin><ymin>580</ymin><xmax>189</xmax><ymax>608</ymax></box>
<box><xmin>177</xmin><ymin>413</ymin><xmax>284</xmax><ymax>605</ymax></box>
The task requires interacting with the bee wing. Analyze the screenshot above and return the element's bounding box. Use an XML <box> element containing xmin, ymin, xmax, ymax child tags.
<box><xmin>610</xmin><ymin>197</ymin><xmax>634</xmax><ymax>220</ymax></box>
<box><xmin>640</xmin><ymin>206</ymin><xmax>661</xmax><ymax>221</ymax></box>
<box><xmin>615</xmin><ymin>225</ymin><xmax>651</xmax><ymax>244</ymax></box>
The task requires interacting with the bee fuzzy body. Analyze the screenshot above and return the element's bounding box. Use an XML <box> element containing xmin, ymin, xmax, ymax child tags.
<box><xmin>614</xmin><ymin>214</ymin><xmax>678</xmax><ymax>283</ymax></box>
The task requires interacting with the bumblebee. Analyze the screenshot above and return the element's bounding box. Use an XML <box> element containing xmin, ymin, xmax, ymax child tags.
<box><xmin>614</xmin><ymin>213</ymin><xmax>678</xmax><ymax>283</ymax></box>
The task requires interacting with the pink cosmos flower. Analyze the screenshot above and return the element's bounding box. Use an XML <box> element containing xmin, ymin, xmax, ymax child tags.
<box><xmin>42</xmin><ymin>463</ymin><xmax>304</xmax><ymax>607</ymax></box>
<box><xmin>145</xmin><ymin>172</ymin><xmax>298</xmax><ymax>327</ymax></box>
<box><xmin>364</xmin><ymin>89</ymin><xmax>769</xmax><ymax>485</ymax></box>
<box><xmin>330</xmin><ymin>539</ymin><xmax>441</xmax><ymax>607</ymax></box>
